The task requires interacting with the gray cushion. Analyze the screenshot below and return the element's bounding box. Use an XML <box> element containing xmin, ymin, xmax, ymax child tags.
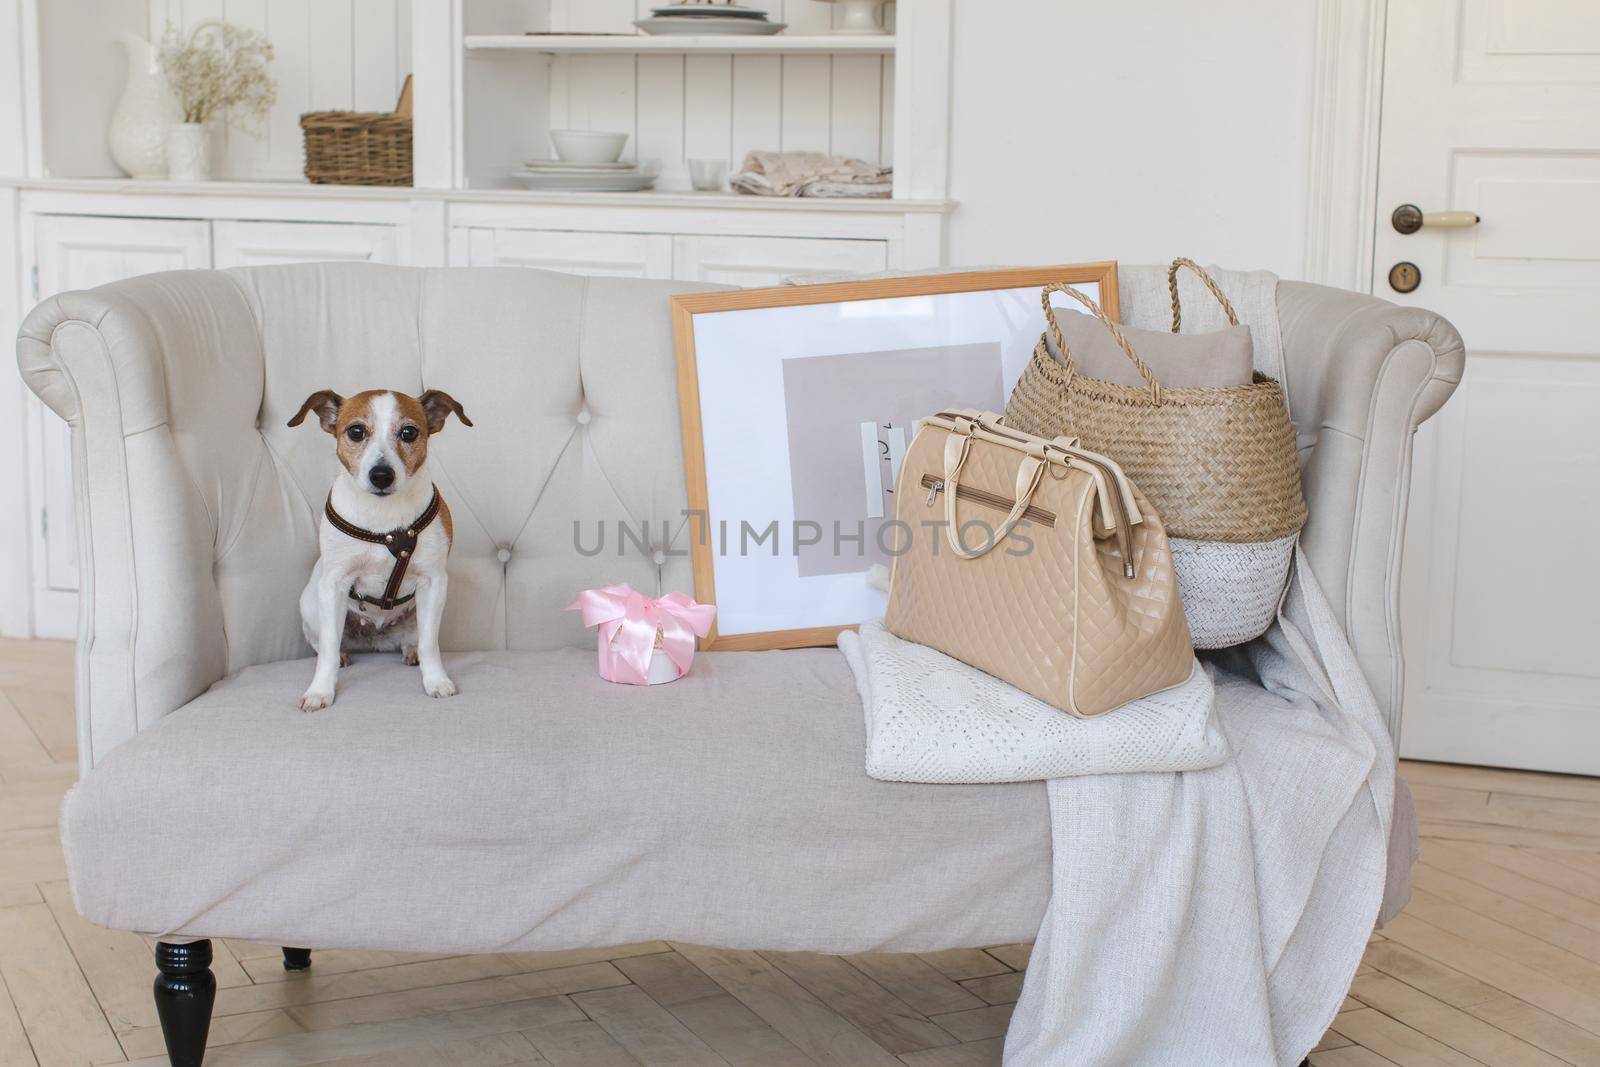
<box><xmin>62</xmin><ymin>649</ymin><xmax>1051</xmax><ymax>952</ymax></box>
<box><xmin>1046</xmin><ymin>315</ymin><xmax>1255</xmax><ymax>390</ymax></box>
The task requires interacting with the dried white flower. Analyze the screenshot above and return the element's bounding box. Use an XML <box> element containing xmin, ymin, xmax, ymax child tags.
<box><xmin>159</xmin><ymin>20</ymin><xmax>276</xmax><ymax>131</ymax></box>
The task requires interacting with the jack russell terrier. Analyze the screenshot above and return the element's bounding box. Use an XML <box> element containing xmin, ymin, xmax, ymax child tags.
<box><xmin>288</xmin><ymin>388</ymin><xmax>471</xmax><ymax>711</ymax></box>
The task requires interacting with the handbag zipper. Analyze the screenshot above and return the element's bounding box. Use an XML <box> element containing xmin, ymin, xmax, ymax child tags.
<box><xmin>1050</xmin><ymin>449</ymin><xmax>1137</xmax><ymax>578</ymax></box>
<box><xmin>920</xmin><ymin>474</ymin><xmax>1055</xmax><ymax>528</ymax></box>
<box><xmin>932</xmin><ymin>412</ymin><xmax>1139</xmax><ymax>577</ymax></box>
<box><xmin>928</xmin><ymin>412</ymin><xmax>1139</xmax><ymax>579</ymax></box>
<box><xmin>924</xmin><ymin>456</ymin><xmax>1136</xmax><ymax>577</ymax></box>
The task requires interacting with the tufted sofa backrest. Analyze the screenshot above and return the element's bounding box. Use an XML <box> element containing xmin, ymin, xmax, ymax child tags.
<box><xmin>232</xmin><ymin>263</ymin><xmax>727</xmax><ymax>668</ymax></box>
<box><xmin>88</xmin><ymin>262</ymin><xmax>720</xmax><ymax>675</ymax></box>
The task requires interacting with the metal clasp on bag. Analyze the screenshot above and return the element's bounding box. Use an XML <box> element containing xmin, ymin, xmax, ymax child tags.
<box><xmin>1041</xmin><ymin>440</ymin><xmax>1075</xmax><ymax>480</ymax></box>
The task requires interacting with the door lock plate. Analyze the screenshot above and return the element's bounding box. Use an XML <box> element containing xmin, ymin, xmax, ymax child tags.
<box><xmin>1388</xmin><ymin>261</ymin><xmax>1421</xmax><ymax>293</ymax></box>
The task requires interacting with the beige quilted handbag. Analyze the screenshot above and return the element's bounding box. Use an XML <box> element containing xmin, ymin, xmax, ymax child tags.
<box><xmin>884</xmin><ymin>409</ymin><xmax>1193</xmax><ymax>718</ymax></box>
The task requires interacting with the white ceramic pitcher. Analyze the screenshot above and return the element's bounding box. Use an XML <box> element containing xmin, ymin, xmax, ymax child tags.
<box><xmin>109</xmin><ymin>33</ymin><xmax>178</xmax><ymax>179</ymax></box>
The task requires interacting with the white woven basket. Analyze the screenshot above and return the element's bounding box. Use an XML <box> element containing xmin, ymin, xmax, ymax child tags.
<box><xmin>1171</xmin><ymin>535</ymin><xmax>1296</xmax><ymax>648</ymax></box>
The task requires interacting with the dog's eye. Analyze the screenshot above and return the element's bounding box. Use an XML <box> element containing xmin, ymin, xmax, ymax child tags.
<box><xmin>398</xmin><ymin>426</ymin><xmax>419</xmax><ymax>443</ymax></box>
<box><xmin>346</xmin><ymin>425</ymin><xmax>367</xmax><ymax>442</ymax></box>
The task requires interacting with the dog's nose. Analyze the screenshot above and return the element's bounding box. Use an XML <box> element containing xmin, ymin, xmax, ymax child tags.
<box><xmin>369</xmin><ymin>465</ymin><xmax>395</xmax><ymax>490</ymax></box>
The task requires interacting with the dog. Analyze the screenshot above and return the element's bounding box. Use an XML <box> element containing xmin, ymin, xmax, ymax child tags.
<box><xmin>288</xmin><ymin>388</ymin><xmax>471</xmax><ymax>712</ymax></box>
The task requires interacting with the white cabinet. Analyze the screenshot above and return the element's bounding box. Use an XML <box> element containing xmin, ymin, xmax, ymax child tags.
<box><xmin>671</xmin><ymin>234</ymin><xmax>888</xmax><ymax>286</ymax></box>
<box><xmin>457</xmin><ymin>228</ymin><xmax>889</xmax><ymax>286</ymax></box>
<box><xmin>34</xmin><ymin>214</ymin><xmax>212</xmax><ymax>292</ymax></box>
<box><xmin>461</xmin><ymin>228</ymin><xmax>675</xmax><ymax>278</ymax></box>
<box><xmin>211</xmin><ymin>220</ymin><xmax>399</xmax><ymax>268</ymax></box>
<box><xmin>28</xmin><ymin>215</ymin><xmax>213</xmax><ymax>637</ymax></box>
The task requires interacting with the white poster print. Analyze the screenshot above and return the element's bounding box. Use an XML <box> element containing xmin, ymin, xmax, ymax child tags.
<box><xmin>691</xmin><ymin>282</ymin><xmax>1100</xmax><ymax>637</ymax></box>
<box><xmin>781</xmin><ymin>342</ymin><xmax>1005</xmax><ymax>578</ymax></box>
<box><xmin>858</xmin><ymin>421</ymin><xmax>910</xmax><ymax>521</ymax></box>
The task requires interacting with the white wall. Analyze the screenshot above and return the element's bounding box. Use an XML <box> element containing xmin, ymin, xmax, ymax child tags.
<box><xmin>0</xmin><ymin>0</ymin><xmax>30</xmax><ymax>175</ymax></box>
<box><xmin>944</xmin><ymin>0</ymin><xmax>1318</xmax><ymax>280</ymax></box>
<box><xmin>36</xmin><ymin>0</ymin><xmax>146</xmax><ymax>177</ymax></box>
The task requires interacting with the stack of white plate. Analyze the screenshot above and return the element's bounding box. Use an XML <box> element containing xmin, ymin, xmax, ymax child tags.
<box><xmin>510</xmin><ymin>160</ymin><xmax>657</xmax><ymax>192</ymax></box>
<box><xmin>634</xmin><ymin>3</ymin><xmax>785</xmax><ymax>36</ymax></box>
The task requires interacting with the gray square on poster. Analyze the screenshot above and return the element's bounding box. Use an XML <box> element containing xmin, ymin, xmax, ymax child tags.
<box><xmin>780</xmin><ymin>342</ymin><xmax>1005</xmax><ymax>577</ymax></box>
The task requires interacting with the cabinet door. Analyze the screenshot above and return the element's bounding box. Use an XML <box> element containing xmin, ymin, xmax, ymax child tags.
<box><xmin>212</xmin><ymin>220</ymin><xmax>399</xmax><ymax>268</ymax></box>
<box><xmin>461</xmin><ymin>228</ymin><xmax>675</xmax><ymax>278</ymax></box>
<box><xmin>35</xmin><ymin>215</ymin><xmax>212</xmax><ymax>293</ymax></box>
<box><xmin>29</xmin><ymin>215</ymin><xmax>212</xmax><ymax>637</ymax></box>
<box><xmin>671</xmin><ymin>235</ymin><xmax>889</xmax><ymax>286</ymax></box>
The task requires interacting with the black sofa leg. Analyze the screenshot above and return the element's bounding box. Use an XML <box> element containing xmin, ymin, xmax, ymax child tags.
<box><xmin>282</xmin><ymin>947</ymin><xmax>313</xmax><ymax>971</ymax></box>
<box><xmin>154</xmin><ymin>940</ymin><xmax>215</xmax><ymax>1067</ymax></box>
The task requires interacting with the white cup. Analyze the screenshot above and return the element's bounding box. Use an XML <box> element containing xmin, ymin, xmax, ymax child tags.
<box><xmin>689</xmin><ymin>158</ymin><xmax>727</xmax><ymax>192</ymax></box>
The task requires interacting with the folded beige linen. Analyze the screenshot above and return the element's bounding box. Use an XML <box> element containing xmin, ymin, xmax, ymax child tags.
<box><xmin>731</xmin><ymin>150</ymin><xmax>892</xmax><ymax>197</ymax></box>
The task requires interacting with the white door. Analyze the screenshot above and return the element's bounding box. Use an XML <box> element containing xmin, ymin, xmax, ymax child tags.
<box><xmin>211</xmin><ymin>220</ymin><xmax>399</xmax><ymax>268</ymax></box>
<box><xmin>1381</xmin><ymin>1</ymin><xmax>1600</xmax><ymax>773</ymax></box>
<box><xmin>461</xmin><ymin>229</ymin><xmax>675</xmax><ymax>278</ymax></box>
<box><xmin>671</xmin><ymin>234</ymin><xmax>888</xmax><ymax>286</ymax></box>
<box><xmin>28</xmin><ymin>215</ymin><xmax>212</xmax><ymax>638</ymax></box>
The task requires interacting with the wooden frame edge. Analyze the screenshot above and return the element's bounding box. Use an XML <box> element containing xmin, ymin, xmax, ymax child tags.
<box><xmin>671</xmin><ymin>294</ymin><xmax>720</xmax><ymax>646</ymax></box>
<box><xmin>671</xmin><ymin>262</ymin><xmax>1120</xmax><ymax>319</ymax></box>
<box><xmin>671</xmin><ymin>261</ymin><xmax>1120</xmax><ymax>652</ymax></box>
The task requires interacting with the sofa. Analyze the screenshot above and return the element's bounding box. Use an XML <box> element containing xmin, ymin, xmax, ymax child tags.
<box><xmin>17</xmin><ymin>263</ymin><xmax>1463</xmax><ymax>1066</ymax></box>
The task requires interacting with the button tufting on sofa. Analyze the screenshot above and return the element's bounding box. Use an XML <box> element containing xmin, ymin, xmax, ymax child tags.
<box><xmin>576</xmin><ymin>407</ymin><xmax>592</xmax><ymax>425</ymax></box>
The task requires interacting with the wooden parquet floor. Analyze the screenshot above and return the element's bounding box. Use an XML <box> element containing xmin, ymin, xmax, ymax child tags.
<box><xmin>2</xmin><ymin>636</ymin><xmax>1598</xmax><ymax>1066</ymax></box>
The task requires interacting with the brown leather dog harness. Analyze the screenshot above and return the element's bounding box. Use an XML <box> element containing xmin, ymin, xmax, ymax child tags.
<box><xmin>324</xmin><ymin>486</ymin><xmax>442</xmax><ymax>611</ymax></box>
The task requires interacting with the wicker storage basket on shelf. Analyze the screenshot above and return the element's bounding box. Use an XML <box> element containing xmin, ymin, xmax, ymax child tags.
<box><xmin>301</xmin><ymin>75</ymin><xmax>413</xmax><ymax>186</ymax></box>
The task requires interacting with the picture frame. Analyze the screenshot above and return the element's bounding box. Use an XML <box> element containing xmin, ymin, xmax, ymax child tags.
<box><xmin>671</xmin><ymin>262</ymin><xmax>1120</xmax><ymax>651</ymax></box>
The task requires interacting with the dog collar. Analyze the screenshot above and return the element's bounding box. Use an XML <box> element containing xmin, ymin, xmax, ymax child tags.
<box><xmin>324</xmin><ymin>485</ymin><xmax>443</xmax><ymax>611</ymax></box>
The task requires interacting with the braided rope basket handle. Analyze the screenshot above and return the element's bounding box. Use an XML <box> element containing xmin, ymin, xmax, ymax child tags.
<box><xmin>1039</xmin><ymin>282</ymin><xmax>1164</xmax><ymax>404</ymax></box>
<box><xmin>1168</xmin><ymin>257</ymin><xmax>1240</xmax><ymax>332</ymax></box>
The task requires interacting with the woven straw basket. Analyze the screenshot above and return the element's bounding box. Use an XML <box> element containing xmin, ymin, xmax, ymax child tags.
<box><xmin>1004</xmin><ymin>260</ymin><xmax>1305</xmax><ymax>542</ymax></box>
<box><xmin>1003</xmin><ymin>259</ymin><xmax>1306</xmax><ymax>646</ymax></box>
<box><xmin>300</xmin><ymin>76</ymin><xmax>413</xmax><ymax>187</ymax></box>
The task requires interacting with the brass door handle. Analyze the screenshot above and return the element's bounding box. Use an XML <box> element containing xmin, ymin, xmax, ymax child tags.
<box><xmin>1392</xmin><ymin>204</ymin><xmax>1480</xmax><ymax>234</ymax></box>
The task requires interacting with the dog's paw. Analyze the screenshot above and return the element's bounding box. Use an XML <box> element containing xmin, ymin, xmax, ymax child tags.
<box><xmin>423</xmin><ymin>674</ymin><xmax>457</xmax><ymax>699</ymax></box>
<box><xmin>299</xmin><ymin>688</ymin><xmax>335</xmax><ymax>713</ymax></box>
<box><xmin>403</xmin><ymin>645</ymin><xmax>420</xmax><ymax>666</ymax></box>
<box><xmin>339</xmin><ymin>652</ymin><xmax>352</xmax><ymax>668</ymax></box>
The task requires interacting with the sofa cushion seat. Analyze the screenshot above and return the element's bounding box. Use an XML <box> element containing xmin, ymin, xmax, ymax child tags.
<box><xmin>62</xmin><ymin>648</ymin><xmax>1051</xmax><ymax>954</ymax></box>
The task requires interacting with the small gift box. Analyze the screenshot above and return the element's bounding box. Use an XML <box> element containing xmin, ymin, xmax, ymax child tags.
<box><xmin>566</xmin><ymin>583</ymin><xmax>716</xmax><ymax>686</ymax></box>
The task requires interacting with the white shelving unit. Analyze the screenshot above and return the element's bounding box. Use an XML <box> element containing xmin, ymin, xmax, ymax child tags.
<box><xmin>462</xmin><ymin>34</ymin><xmax>897</xmax><ymax>54</ymax></box>
<box><xmin>0</xmin><ymin>0</ymin><xmax>953</xmax><ymax>638</ymax></box>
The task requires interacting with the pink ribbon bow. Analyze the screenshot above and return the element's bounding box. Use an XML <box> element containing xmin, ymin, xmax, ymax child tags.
<box><xmin>565</xmin><ymin>583</ymin><xmax>716</xmax><ymax>685</ymax></box>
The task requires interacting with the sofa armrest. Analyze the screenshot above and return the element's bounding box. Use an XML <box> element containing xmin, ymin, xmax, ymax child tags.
<box><xmin>1277</xmin><ymin>281</ymin><xmax>1464</xmax><ymax>738</ymax></box>
<box><xmin>16</xmin><ymin>273</ymin><xmax>260</xmax><ymax>773</ymax></box>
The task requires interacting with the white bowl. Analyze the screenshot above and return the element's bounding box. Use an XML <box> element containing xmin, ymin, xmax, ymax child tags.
<box><xmin>550</xmin><ymin>129</ymin><xmax>629</xmax><ymax>164</ymax></box>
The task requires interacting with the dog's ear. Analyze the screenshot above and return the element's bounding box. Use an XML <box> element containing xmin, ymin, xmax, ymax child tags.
<box><xmin>288</xmin><ymin>390</ymin><xmax>343</xmax><ymax>433</ymax></box>
<box><xmin>418</xmin><ymin>390</ymin><xmax>473</xmax><ymax>433</ymax></box>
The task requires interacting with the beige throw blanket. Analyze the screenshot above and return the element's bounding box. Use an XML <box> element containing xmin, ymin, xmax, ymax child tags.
<box><xmin>843</xmin><ymin>551</ymin><xmax>1395</xmax><ymax>1065</ymax></box>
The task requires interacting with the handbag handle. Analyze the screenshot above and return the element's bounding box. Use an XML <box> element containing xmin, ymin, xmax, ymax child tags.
<box><xmin>942</xmin><ymin>424</ymin><xmax>1048</xmax><ymax>560</ymax></box>
<box><xmin>1039</xmin><ymin>282</ymin><xmax>1164</xmax><ymax>404</ymax></box>
<box><xmin>1167</xmin><ymin>257</ymin><xmax>1240</xmax><ymax>332</ymax></box>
